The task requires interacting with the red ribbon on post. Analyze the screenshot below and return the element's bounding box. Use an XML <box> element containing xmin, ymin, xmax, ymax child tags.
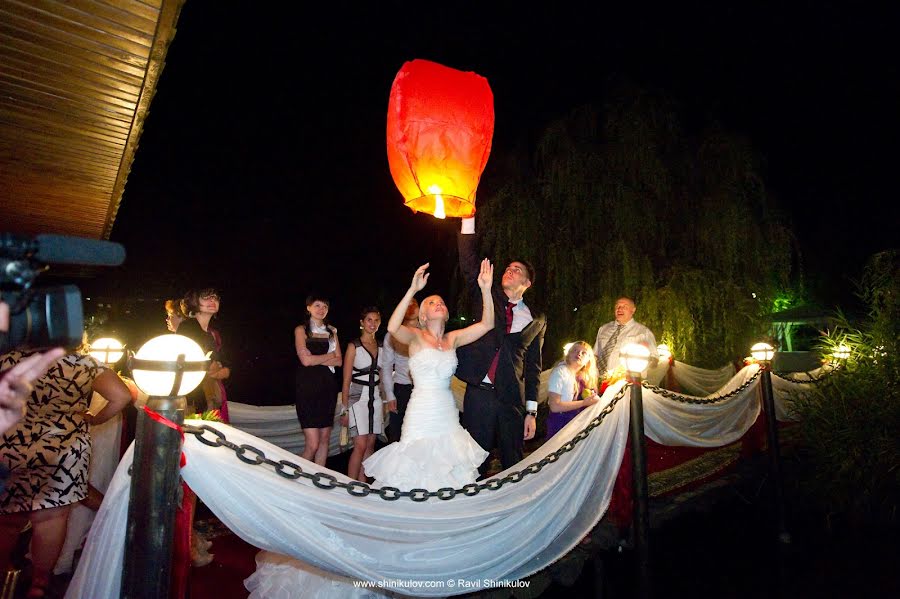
<box><xmin>141</xmin><ymin>405</ymin><xmax>187</xmax><ymax>467</ymax></box>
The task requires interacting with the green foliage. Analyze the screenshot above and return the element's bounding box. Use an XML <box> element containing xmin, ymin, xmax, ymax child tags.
<box><xmin>472</xmin><ymin>88</ymin><xmax>795</xmax><ymax>366</ymax></box>
<box><xmin>791</xmin><ymin>251</ymin><xmax>900</xmax><ymax>524</ymax></box>
<box><xmin>771</xmin><ymin>290</ymin><xmax>800</xmax><ymax>314</ymax></box>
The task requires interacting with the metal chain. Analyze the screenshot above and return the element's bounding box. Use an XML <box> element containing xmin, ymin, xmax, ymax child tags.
<box><xmin>773</xmin><ymin>368</ymin><xmax>834</xmax><ymax>384</ymax></box>
<box><xmin>641</xmin><ymin>368</ymin><xmax>763</xmax><ymax>404</ymax></box>
<box><xmin>182</xmin><ymin>384</ymin><xmax>630</xmax><ymax>502</ymax></box>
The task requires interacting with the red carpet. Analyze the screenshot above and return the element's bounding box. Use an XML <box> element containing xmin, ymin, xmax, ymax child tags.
<box><xmin>189</xmin><ymin>518</ymin><xmax>259</xmax><ymax>599</ymax></box>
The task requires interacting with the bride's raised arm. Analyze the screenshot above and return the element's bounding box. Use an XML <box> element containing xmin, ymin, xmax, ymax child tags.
<box><xmin>449</xmin><ymin>259</ymin><xmax>495</xmax><ymax>349</ymax></box>
<box><xmin>387</xmin><ymin>263</ymin><xmax>429</xmax><ymax>345</ymax></box>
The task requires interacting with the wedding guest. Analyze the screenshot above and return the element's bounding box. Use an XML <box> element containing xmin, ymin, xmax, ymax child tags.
<box><xmin>294</xmin><ymin>295</ymin><xmax>341</xmax><ymax>466</ymax></box>
<box><xmin>0</xmin><ymin>301</ymin><xmax>64</xmax><ymax>437</ymax></box>
<box><xmin>179</xmin><ymin>288</ymin><xmax>232</xmax><ymax>421</ymax></box>
<box><xmin>546</xmin><ymin>342</ymin><xmax>600</xmax><ymax>439</ymax></box>
<box><xmin>381</xmin><ymin>298</ymin><xmax>418</xmax><ymax>444</ymax></box>
<box><xmin>593</xmin><ymin>296</ymin><xmax>658</xmax><ymax>374</ymax></box>
<box><xmin>341</xmin><ymin>306</ymin><xmax>383</xmax><ymax>482</ymax></box>
<box><xmin>0</xmin><ymin>347</ymin><xmax>130</xmax><ymax>598</ymax></box>
<box><xmin>165</xmin><ymin>298</ymin><xmax>187</xmax><ymax>332</ymax></box>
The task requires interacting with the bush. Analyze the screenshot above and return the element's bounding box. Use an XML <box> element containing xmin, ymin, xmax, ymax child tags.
<box><xmin>790</xmin><ymin>251</ymin><xmax>900</xmax><ymax>526</ymax></box>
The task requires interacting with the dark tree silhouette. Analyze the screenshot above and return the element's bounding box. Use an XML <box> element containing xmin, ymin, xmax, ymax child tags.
<box><xmin>471</xmin><ymin>87</ymin><xmax>797</xmax><ymax>367</ymax></box>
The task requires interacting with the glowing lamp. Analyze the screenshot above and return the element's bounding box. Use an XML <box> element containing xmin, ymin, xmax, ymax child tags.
<box><xmin>386</xmin><ymin>59</ymin><xmax>494</xmax><ymax>219</ymax></box>
<box><xmin>89</xmin><ymin>337</ymin><xmax>124</xmax><ymax>365</ymax></box>
<box><xmin>130</xmin><ymin>334</ymin><xmax>209</xmax><ymax>397</ymax></box>
<box><xmin>751</xmin><ymin>342</ymin><xmax>775</xmax><ymax>362</ymax></box>
<box><xmin>620</xmin><ymin>343</ymin><xmax>651</xmax><ymax>374</ymax></box>
<box><xmin>657</xmin><ymin>344</ymin><xmax>672</xmax><ymax>360</ymax></box>
<box><xmin>833</xmin><ymin>344</ymin><xmax>850</xmax><ymax>361</ymax></box>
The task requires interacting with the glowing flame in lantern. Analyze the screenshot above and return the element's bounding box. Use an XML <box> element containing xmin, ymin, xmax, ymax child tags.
<box><xmin>428</xmin><ymin>185</ymin><xmax>446</xmax><ymax>219</ymax></box>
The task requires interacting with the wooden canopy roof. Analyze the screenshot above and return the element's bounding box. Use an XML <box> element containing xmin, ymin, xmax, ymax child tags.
<box><xmin>0</xmin><ymin>0</ymin><xmax>184</xmax><ymax>240</ymax></box>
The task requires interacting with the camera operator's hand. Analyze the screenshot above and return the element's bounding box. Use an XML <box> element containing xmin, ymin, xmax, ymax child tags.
<box><xmin>0</xmin><ymin>348</ymin><xmax>65</xmax><ymax>435</ymax></box>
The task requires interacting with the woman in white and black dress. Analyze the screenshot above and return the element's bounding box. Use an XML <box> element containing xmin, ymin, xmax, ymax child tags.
<box><xmin>340</xmin><ymin>306</ymin><xmax>383</xmax><ymax>482</ymax></box>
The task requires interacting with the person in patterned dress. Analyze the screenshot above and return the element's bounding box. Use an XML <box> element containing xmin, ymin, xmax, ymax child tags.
<box><xmin>0</xmin><ymin>349</ymin><xmax>131</xmax><ymax>598</ymax></box>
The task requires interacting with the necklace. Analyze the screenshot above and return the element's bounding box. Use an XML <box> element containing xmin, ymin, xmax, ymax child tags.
<box><xmin>427</xmin><ymin>329</ymin><xmax>443</xmax><ymax>350</ymax></box>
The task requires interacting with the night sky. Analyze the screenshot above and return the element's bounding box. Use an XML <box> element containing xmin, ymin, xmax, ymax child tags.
<box><xmin>82</xmin><ymin>1</ymin><xmax>898</xmax><ymax>403</ymax></box>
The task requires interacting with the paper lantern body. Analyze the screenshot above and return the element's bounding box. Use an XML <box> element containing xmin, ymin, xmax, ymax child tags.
<box><xmin>387</xmin><ymin>59</ymin><xmax>494</xmax><ymax>218</ymax></box>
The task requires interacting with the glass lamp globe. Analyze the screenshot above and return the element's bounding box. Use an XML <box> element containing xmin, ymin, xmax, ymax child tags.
<box><xmin>750</xmin><ymin>342</ymin><xmax>775</xmax><ymax>362</ymax></box>
<box><xmin>131</xmin><ymin>334</ymin><xmax>208</xmax><ymax>397</ymax></box>
<box><xmin>620</xmin><ymin>343</ymin><xmax>651</xmax><ymax>374</ymax></box>
<box><xmin>89</xmin><ymin>337</ymin><xmax>124</xmax><ymax>365</ymax></box>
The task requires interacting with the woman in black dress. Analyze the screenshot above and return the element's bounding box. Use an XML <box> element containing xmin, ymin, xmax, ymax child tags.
<box><xmin>294</xmin><ymin>294</ymin><xmax>342</xmax><ymax>466</ymax></box>
<box><xmin>178</xmin><ymin>288</ymin><xmax>231</xmax><ymax>420</ymax></box>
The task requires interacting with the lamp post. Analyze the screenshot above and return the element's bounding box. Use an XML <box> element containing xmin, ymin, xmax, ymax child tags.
<box><xmin>621</xmin><ymin>342</ymin><xmax>652</xmax><ymax>599</ymax></box>
<box><xmin>751</xmin><ymin>342</ymin><xmax>791</xmax><ymax>545</ymax></box>
<box><xmin>121</xmin><ymin>334</ymin><xmax>209</xmax><ymax>599</ymax></box>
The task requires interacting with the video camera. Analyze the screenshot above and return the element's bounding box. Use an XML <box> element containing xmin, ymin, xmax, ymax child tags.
<box><xmin>0</xmin><ymin>233</ymin><xmax>125</xmax><ymax>353</ymax></box>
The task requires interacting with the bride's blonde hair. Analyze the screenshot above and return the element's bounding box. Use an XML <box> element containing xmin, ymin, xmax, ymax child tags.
<box><xmin>418</xmin><ymin>295</ymin><xmax>449</xmax><ymax>328</ymax></box>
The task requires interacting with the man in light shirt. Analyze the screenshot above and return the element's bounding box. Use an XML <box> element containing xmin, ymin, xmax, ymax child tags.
<box><xmin>593</xmin><ymin>297</ymin><xmax>658</xmax><ymax>374</ymax></box>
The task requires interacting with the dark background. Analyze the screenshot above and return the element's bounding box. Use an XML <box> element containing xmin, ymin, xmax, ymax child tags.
<box><xmin>79</xmin><ymin>1</ymin><xmax>898</xmax><ymax>404</ymax></box>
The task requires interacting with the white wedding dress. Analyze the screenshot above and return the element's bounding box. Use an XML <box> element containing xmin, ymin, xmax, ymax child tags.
<box><xmin>363</xmin><ymin>348</ymin><xmax>487</xmax><ymax>490</ymax></box>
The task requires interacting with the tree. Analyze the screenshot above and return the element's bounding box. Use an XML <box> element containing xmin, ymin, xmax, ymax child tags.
<box><xmin>471</xmin><ymin>86</ymin><xmax>796</xmax><ymax>367</ymax></box>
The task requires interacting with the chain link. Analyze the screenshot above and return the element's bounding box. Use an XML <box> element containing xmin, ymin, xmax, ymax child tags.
<box><xmin>183</xmin><ymin>384</ymin><xmax>630</xmax><ymax>501</ymax></box>
<box><xmin>773</xmin><ymin>368</ymin><xmax>835</xmax><ymax>384</ymax></box>
<box><xmin>641</xmin><ymin>369</ymin><xmax>763</xmax><ymax>404</ymax></box>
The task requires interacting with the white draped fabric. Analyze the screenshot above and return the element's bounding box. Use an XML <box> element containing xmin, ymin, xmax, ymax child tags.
<box><xmin>670</xmin><ymin>360</ymin><xmax>737</xmax><ymax>396</ymax></box>
<box><xmin>228</xmin><ymin>399</ymin><xmax>345</xmax><ymax>456</ymax></box>
<box><xmin>643</xmin><ymin>364</ymin><xmax>762</xmax><ymax>447</ymax></box>
<box><xmin>770</xmin><ymin>368</ymin><xmax>823</xmax><ymax>422</ymax></box>
<box><xmin>64</xmin><ymin>362</ymin><xmax>817</xmax><ymax>598</ymax></box>
<box><xmin>65</xmin><ymin>383</ymin><xmax>631</xmax><ymax>599</ymax></box>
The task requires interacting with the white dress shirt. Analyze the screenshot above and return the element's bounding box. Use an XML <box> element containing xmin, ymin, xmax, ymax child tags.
<box><xmin>381</xmin><ymin>332</ymin><xmax>411</xmax><ymax>402</ymax></box>
<box><xmin>593</xmin><ymin>319</ymin><xmax>658</xmax><ymax>373</ymax></box>
<box><xmin>483</xmin><ymin>299</ymin><xmax>537</xmax><ymax>412</ymax></box>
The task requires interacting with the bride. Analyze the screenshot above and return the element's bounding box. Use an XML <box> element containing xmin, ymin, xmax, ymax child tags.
<box><xmin>244</xmin><ymin>260</ymin><xmax>496</xmax><ymax>598</ymax></box>
<box><xmin>363</xmin><ymin>260</ymin><xmax>494</xmax><ymax>490</ymax></box>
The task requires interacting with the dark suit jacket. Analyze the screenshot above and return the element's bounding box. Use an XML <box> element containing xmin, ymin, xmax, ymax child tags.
<box><xmin>456</xmin><ymin>233</ymin><xmax>545</xmax><ymax>408</ymax></box>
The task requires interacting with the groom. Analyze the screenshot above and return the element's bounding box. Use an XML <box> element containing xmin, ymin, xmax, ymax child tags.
<box><xmin>456</xmin><ymin>216</ymin><xmax>546</xmax><ymax>477</ymax></box>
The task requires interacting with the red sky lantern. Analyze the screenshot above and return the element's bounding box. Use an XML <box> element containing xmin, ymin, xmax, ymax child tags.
<box><xmin>386</xmin><ymin>59</ymin><xmax>494</xmax><ymax>219</ymax></box>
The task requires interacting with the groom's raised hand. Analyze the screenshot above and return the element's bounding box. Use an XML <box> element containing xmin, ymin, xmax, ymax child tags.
<box><xmin>477</xmin><ymin>258</ymin><xmax>493</xmax><ymax>290</ymax></box>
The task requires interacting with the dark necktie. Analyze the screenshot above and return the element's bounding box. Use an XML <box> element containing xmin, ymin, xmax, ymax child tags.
<box><xmin>487</xmin><ymin>301</ymin><xmax>516</xmax><ymax>383</ymax></box>
<box><xmin>598</xmin><ymin>323</ymin><xmax>624</xmax><ymax>372</ymax></box>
